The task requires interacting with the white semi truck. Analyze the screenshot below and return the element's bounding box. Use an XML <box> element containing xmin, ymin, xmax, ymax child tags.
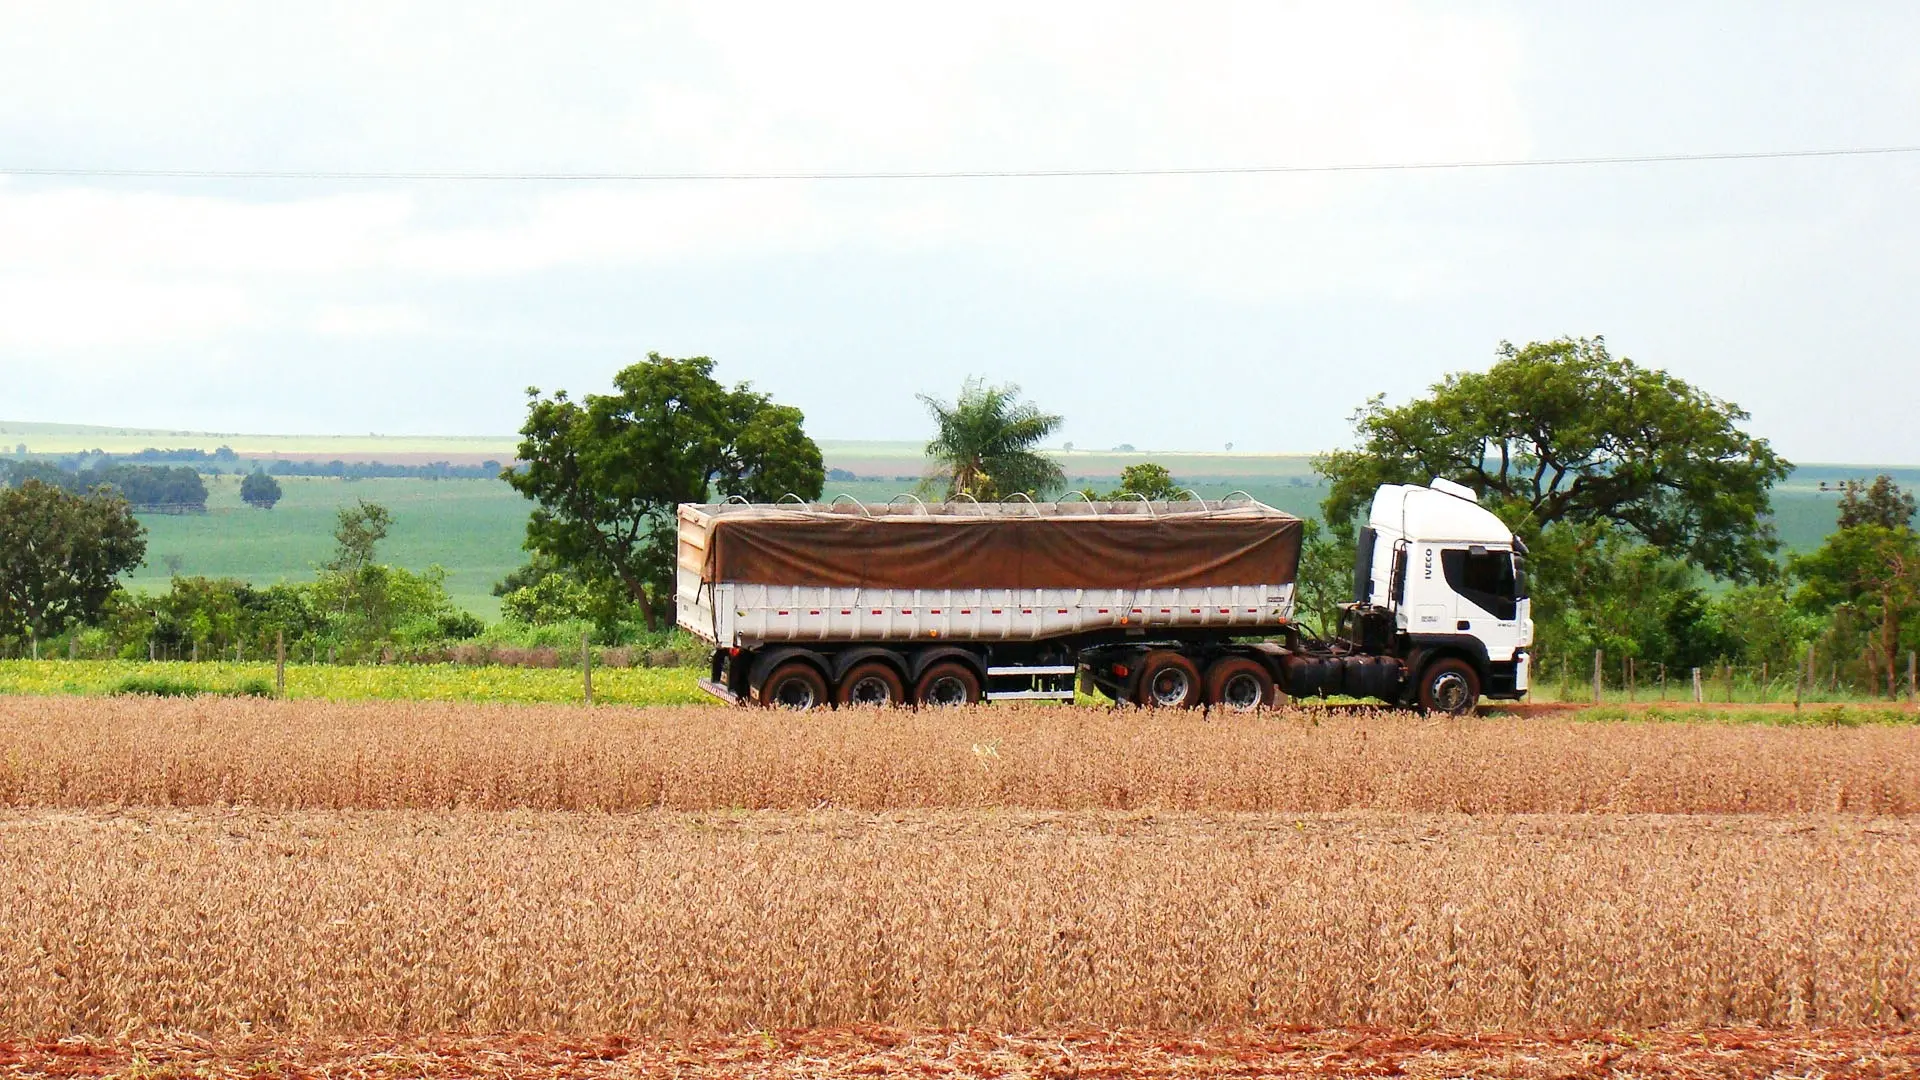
<box><xmin>677</xmin><ymin>478</ymin><xmax>1531</xmax><ymax>713</ymax></box>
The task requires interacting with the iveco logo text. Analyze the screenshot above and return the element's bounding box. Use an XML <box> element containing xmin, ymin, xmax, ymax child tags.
<box><xmin>1423</xmin><ymin>548</ymin><xmax>1434</xmax><ymax>579</ymax></box>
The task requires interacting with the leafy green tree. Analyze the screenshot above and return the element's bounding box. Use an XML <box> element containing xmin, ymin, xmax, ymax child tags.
<box><xmin>310</xmin><ymin>562</ymin><xmax>465</xmax><ymax>653</ymax></box>
<box><xmin>240</xmin><ymin>471</ymin><xmax>282</xmax><ymax>509</ymax></box>
<box><xmin>1524</xmin><ymin>520</ymin><xmax>1730</xmax><ymax>675</ymax></box>
<box><xmin>1110</xmin><ymin>462</ymin><xmax>1180</xmax><ymax>500</ymax></box>
<box><xmin>1836</xmin><ymin>475</ymin><xmax>1917</xmax><ymax>531</ymax></box>
<box><xmin>506</xmin><ymin>354</ymin><xmax>825</xmax><ymax>629</ymax></box>
<box><xmin>1781</xmin><ymin>495</ymin><xmax>1920</xmax><ymax>691</ymax></box>
<box><xmin>327</xmin><ymin>500</ymin><xmax>392</xmax><ymax>573</ymax></box>
<box><xmin>3</xmin><ymin>460</ymin><xmax>77</xmax><ymax>491</ymax></box>
<box><xmin>85</xmin><ymin>464</ymin><xmax>209</xmax><ymax>513</ymax></box>
<box><xmin>1291</xmin><ymin>519</ymin><xmax>1354</xmax><ymax>637</ymax></box>
<box><xmin>918</xmin><ymin>378</ymin><xmax>1065</xmax><ymax>500</ymax></box>
<box><xmin>1314</xmin><ymin>337</ymin><xmax>1790</xmax><ymax>581</ymax></box>
<box><xmin>1708</xmin><ymin>582</ymin><xmax>1822</xmax><ymax>672</ymax></box>
<box><xmin>0</xmin><ymin>480</ymin><xmax>147</xmax><ymax>646</ymax></box>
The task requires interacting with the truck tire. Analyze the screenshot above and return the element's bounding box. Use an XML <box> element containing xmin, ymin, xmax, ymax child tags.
<box><xmin>837</xmin><ymin>661</ymin><xmax>906</xmax><ymax>707</ymax></box>
<box><xmin>758</xmin><ymin>661</ymin><xmax>829</xmax><ymax>710</ymax></box>
<box><xmin>1135</xmin><ymin>650</ymin><xmax>1202</xmax><ymax>709</ymax></box>
<box><xmin>1416</xmin><ymin>657</ymin><xmax>1480</xmax><ymax>715</ymax></box>
<box><xmin>914</xmin><ymin>661</ymin><xmax>981</xmax><ymax>707</ymax></box>
<box><xmin>1205</xmin><ymin>657</ymin><xmax>1274</xmax><ymax>712</ymax></box>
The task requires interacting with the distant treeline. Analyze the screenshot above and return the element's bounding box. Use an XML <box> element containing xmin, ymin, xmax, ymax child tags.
<box><xmin>261</xmin><ymin>459</ymin><xmax>506</xmax><ymax>479</ymax></box>
<box><xmin>3</xmin><ymin>461</ymin><xmax>208</xmax><ymax>512</ymax></box>
<box><xmin>8</xmin><ymin>450</ymin><xmax>512</xmax><ymax>484</ymax></box>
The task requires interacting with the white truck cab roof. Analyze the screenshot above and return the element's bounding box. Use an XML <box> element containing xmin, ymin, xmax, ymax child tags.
<box><xmin>1368</xmin><ymin>479</ymin><xmax>1515</xmax><ymax>545</ymax></box>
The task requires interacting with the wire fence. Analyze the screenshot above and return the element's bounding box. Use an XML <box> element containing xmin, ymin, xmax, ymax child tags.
<box><xmin>1533</xmin><ymin>648</ymin><xmax>1920</xmax><ymax>707</ymax></box>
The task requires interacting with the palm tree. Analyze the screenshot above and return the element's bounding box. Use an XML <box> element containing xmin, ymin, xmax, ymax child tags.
<box><xmin>918</xmin><ymin>378</ymin><xmax>1066</xmax><ymax>501</ymax></box>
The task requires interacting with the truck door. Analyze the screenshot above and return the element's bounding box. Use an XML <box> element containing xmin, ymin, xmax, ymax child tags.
<box><xmin>1438</xmin><ymin>546</ymin><xmax>1521</xmax><ymax>656</ymax></box>
<box><xmin>1409</xmin><ymin>545</ymin><xmax>1449</xmax><ymax>633</ymax></box>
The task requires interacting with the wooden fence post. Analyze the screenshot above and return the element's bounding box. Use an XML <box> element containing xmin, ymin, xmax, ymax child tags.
<box><xmin>275</xmin><ymin>630</ymin><xmax>286</xmax><ymax>699</ymax></box>
<box><xmin>1794</xmin><ymin>645</ymin><xmax>1806</xmax><ymax>712</ymax></box>
<box><xmin>582</xmin><ymin>632</ymin><xmax>594</xmax><ymax>706</ymax></box>
<box><xmin>1592</xmin><ymin>649</ymin><xmax>1603</xmax><ymax>704</ymax></box>
<box><xmin>1691</xmin><ymin>667</ymin><xmax>1703</xmax><ymax>703</ymax></box>
<box><xmin>1626</xmin><ymin>657</ymin><xmax>1635</xmax><ymax>703</ymax></box>
<box><xmin>68</xmin><ymin>636</ymin><xmax>77</xmax><ymax>661</ymax></box>
<box><xmin>1909</xmin><ymin>650</ymin><xmax>1917</xmax><ymax>710</ymax></box>
<box><xmin>1725</xmin><ymin>662</ymin><xmax>1734</xmax><ymax>703</ymax></box>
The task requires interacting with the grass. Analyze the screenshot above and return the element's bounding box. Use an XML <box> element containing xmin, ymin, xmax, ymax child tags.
<box><xmin>2</xmin><ymin>697</ymin><xmax>1913</xmax><ymax>812</ymax></box>
<box><xmin>0</xmin><ymin>809</ymin><xmax>1913</xmax><ymax>1033</ymax></box>
<box><xmin>0</xmin><ymin>660</ymin><xmax>703</xmax><ymax>706</ymax></box>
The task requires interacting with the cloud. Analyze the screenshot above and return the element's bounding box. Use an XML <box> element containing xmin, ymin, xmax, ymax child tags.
<box><xmin>0</xmin><ymin>274</ymin><xmax>252</xmax><ymax>349</ymax></box>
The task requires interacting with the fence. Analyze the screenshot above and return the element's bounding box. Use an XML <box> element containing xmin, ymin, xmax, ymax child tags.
<box><xmin>1542</xmin><ymin>647</ymin><xmax>1920</xmax><ymax>707</ymax></box>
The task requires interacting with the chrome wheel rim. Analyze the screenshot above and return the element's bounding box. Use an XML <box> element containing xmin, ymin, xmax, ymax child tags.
<box><xmin>1429</xmin><ymin>672</ymin><xmax>1473</xmax><ymax>713</ymax></box>
<box><xmin>924</xmin><ymin>675</ymin><xmax>970</xmax><ymax>707</ymax></box>
<box><xmin>1220</xmin><ymin>672</ymin><xmax>1263</xmax><ymax>711</ymax></box>
<box><xmin>846</xmin><ymin>675</ymin><xmax>894</xmax><ymax>706</ymax></box>
<box><xmin>1148</xmin><ymin>668</ymin><xmax>1193</xmax><ymax>707</ymax></box>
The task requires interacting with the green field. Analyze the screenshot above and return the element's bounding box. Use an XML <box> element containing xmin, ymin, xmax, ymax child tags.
<box><xmin>0</xmin><ymin>659</ymin><xmax>704</xmax><ymax>705</ymax></box>
<box><xmin>127</xmin><ymin>475</ymin><xmax>529</xmax><ymax>618</ymax></box>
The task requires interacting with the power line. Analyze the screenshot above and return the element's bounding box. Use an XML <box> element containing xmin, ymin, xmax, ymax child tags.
<box><xmin>2</xmin><ymin>144</ymin><xmax>1919</xmax><ymax>182</ymax></box>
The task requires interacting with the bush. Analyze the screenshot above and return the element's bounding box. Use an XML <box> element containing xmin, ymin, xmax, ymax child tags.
<box><xmin>112</xmin><ymin>674</ymin><xmax>274</xmax><ymax>698</ymax></box>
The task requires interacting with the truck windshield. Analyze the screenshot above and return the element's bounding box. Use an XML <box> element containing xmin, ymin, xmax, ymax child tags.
<box><xmin>1440</xmin><ymin>548</ymin><xmax>1518</xmax><ymax>620</ymax></box>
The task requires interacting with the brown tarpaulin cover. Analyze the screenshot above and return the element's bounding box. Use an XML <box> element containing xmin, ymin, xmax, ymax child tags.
<box><xmin>697</xmin><ymin>504</ymin><xmax>1301</xmax><ymax>589</ymax></box>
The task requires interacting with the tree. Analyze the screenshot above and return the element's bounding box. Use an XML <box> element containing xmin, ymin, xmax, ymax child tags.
<box><xmin>0</xmin><ymin>480</ymin><xmax>147</xmax><ymax>645</ymax></box>
<box><xmin>327</xmin><ymin>499</ymin><xmax>392</xmax><ymax>573</ymax></box>
<box><xmin>1791</xmin><ymin>480</ymin><xmax>1920</xmax><ymax>697</ymax></box>
<box><xmin>1110</xmin><ymin>462</ymin><xmax>1180</xmax><ymax>501</ymax></box>
<box><xmin>3</xmin><ymin>460</ymin><xmax>77</xmax><ymax>491</ymax></box>
<box><xmin>918</xmin><ymin>378</ymin><xmax>1065</xmax><ymax>500</ymax></box>
<box><xmin>1314</xmin><ymin>337</ymin><xmax>1790</xmax><ymax>581</ymax></box>
<box><xmin>505</xmin><ymin>353</ymin><xmax>825</xmax><ymax>629</ymax></box>
<box><xmin>85</xmin><ymin>464</ymin><xmax>208</xmax><ymax>513</ymax></box>
<box><xmin>240</xmin><ymin>471</ymin><xmax>283</xmax><ymax>509</ymax></box>
<box><xmin>1836</xmin><ymin>475</ymin><xmax>1917</xmax><ymax>531</ymax></box>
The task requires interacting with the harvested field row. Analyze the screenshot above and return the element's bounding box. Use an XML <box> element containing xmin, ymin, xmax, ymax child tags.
<box><xmin>9</xmin><ymin>1028</ymin><xmax>1920</xmax><ymax>1080</ymax></box>
<box><xmin>3</xmin><ymin>809</ymin><xmax>1915</xmax><ymax>1034</ymax></box>
<box><xmin>3</xmin><ymin>697</ymin><xmax>1916</xmax><ymax>813</ymax></box>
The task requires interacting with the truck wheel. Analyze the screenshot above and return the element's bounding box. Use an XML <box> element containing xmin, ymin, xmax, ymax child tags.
<box><xmin>758</xmin><ymin>661</ymin><xmax>828</xmax><ymax>710</ymax></box>
<box><xmin>914</xmin><ymin>661</ymin><xmax>981</xmax><ymax>707</ymax></box>
<box><xmin>1135</xmin><ymin>650</ymin><xmax>1202</xmax><ymax>708</ymax></box>
<box><xmin>1205</xmin><ymin>657</ymin><xmax>1274</xmax><ymax>712</ymax></box>
<box><xmin>1417</xmin><ymin>657</ymin><xmax>1480</xmax><ymax>715</ymax></box>
<box><xmin>836</xmin><ymin>661</ymin><xmax>906</xmax><ymax>707</ymax></box>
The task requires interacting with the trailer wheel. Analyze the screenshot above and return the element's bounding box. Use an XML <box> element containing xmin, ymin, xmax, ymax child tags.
<box><xmin>914</xmin><ymin>661</ymin><xmax>981</xmax><ymax>707</ymax></box>
<box><xmin>1135</xmin><ymin>650</ymin><xmax>1203</xmax><ymax>709</ymax></box>
<box><xmin>836</xmin><ymin>661</ymin><xmax>906</xmax><ymax>707</ymax></box>
<box><xmin>1205</xmin><ymin>657</ymin><xmax>1274</xmax><ymax>712</ymax></box>
<box><xmin>1417</xmin><ymin>657</ymin><xmax>1480</xmax><ymax>715</ymax></box>
<box><xmin>758</xmin><ymin>661</ymin><xmax>829</xmax><ymax>711</ymax></box>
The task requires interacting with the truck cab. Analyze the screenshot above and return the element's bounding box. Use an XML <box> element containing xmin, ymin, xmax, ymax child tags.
<box><xmin>1346</xmin><ymin>478</ymin><xmax>1533</xmax><ymax>707</ymax></box>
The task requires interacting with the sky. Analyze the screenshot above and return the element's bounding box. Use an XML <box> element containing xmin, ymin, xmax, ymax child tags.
<box><xmin>0</xmin><ymin>1</ymin><xmax>1916</xmax><ymax>462</ymax></box>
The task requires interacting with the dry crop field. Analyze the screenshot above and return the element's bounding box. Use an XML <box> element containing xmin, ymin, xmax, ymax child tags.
<box><xmin>3</xmin><ymin>697</ymin><xmax>1919</xmax><ymax>1078</ymax></box>
<box><xmin>3</xmin><ymin>696</ymin><xmax>1916</xmax><ymax>813</ymax></box>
